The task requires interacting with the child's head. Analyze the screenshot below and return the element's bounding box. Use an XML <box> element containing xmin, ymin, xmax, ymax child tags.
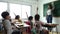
<box><xmin>1</xmin><ymin>11</ymin><xmax>10</xmax><ymax>19</ymax></box>
<box><xmin>35</xmin><ymin>14</ymin><xmax>40</xmax><ymax>21</ymax></box>
<box><xmin>28</xmin><ymin>16</ymin><xmax>33</xmax><ymax>21</ymax></box>
<box><xmin>15</xmin><ymin>15</ymin><xmax>20</xmax><ymax>19</ymax></box>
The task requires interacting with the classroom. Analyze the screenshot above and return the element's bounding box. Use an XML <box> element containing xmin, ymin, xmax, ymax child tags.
<box><xmin>0</xmin><ymin>0</ymin><xmax>60</xmax><ymax>34</ymax></box>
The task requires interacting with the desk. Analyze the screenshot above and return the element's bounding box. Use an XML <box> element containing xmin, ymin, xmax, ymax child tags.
<box><xmin>14</xmin><ymin>23</ymin><xmax>30</xmax><ymax>28</ymax></box>
<box><xmin>42</xmin><ymin>24</ymin><xmax>58</xmax><ymax>34</ymax></box>
<box><xmin>14</xmin><ymin>23</ymin><xmax>30</xmax><ymax>34</ymax></box>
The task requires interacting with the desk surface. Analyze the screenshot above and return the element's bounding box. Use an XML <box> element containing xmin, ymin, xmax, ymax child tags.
<box><xmin>15</xmin><ymin>23</ymin><xmax>30</xmax><ymax>28</ymax></box>
<box><xmin>42</xmin><ymin>23</ymin><xmax>58</xmax><ymax>28</ymax></box>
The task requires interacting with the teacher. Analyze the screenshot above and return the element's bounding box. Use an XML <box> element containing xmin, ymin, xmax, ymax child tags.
<box><xmin>46</xmin><ymin>4</ymin><xmax>54</xmax><ymax>31</ymax></box>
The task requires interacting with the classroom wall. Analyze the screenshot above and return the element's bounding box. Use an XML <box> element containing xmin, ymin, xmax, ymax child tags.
<box><xmin>38</xmin><ymin>0</ymin><xmax>60</xmax><ymax>32</ymax></box>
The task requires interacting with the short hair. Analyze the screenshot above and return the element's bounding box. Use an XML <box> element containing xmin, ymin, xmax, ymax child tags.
<box><xmin>28</xmin><ymin>16</ymin><xmax>33</xmax><ymax>21</ymax></box>
<box><xmin>1</xmin><ymin>11</ymin><xmax>9</xmax><ymax>18</ymax></box>
<box><xmin>35</xmin><ymin>14</ymin><xmax>40</xmax><ymax>21</ymax></box>
<box><xmin>15</xmin><ymin>15</ymin><xmax>20</xmax><ymax>19</ymax></box>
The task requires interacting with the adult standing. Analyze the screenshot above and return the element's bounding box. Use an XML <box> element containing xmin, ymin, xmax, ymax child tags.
<box><xmin>46</xmin><ymin>4</ymin><xmax>54</xmax><ymax>31</ymax></box>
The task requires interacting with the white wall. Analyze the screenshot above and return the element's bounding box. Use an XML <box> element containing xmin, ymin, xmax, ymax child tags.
<box><xmin>38</xmin><ymin>0</ymin><xmax>60</xmax><ymax>32</ymax></box>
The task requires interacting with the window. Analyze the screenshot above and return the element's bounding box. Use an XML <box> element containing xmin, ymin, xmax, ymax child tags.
<box><xmin>10</xmin><ymin>3</ymin><xmax>31</xmax><ymax>19</ymax></box>
<box><xmin>10</xmin><ymin>3</ymin><xmax>21</xmax><ymax>18</ymax></box>
<box><xmin>0</xmin><ymin>2</ymin><xmax>31</xmax><ymax>19</ymax></box>
<box><xmin>0</xmin><ymin>2</ymin><xmax>7</xmax><ymax>19</ymax></box>
<box><xmin>21</xmin><ymin>5</ymin><xmax>31</xmax><ymax>18</ymax></box>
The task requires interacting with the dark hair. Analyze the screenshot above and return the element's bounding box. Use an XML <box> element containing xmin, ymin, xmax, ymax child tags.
<box><xmin>35</xmin><ymin>14</ymin><xmax>40</xmax><ymax>21</ymax></box>
<box><xmin>1</xmin><ymin>11</ymin><xmax>9</xmax><ymax>18</ymax></box>
<box><xmin>15</xmin><ymin>15</ymin><xmax>20</xmax><ymax>19</ymax></box>
<box><xmin>48</xmin><ymin>4</ymin><xmax>53</xmax><ymax>9</ymax></box>
<box><xmin>28</xmin><ymin>16</ymin><xmax>33</xmax><ymax>21</ymax></box>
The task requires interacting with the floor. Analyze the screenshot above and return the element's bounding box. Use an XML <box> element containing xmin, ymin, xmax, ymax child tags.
<box><xmin>0</xmin><ymin>31</ymin><xmax>60</xmax><ymax>34</ymax></box>
<box><xmin>49</xmin><ymin>32</ymin><xmax>60</xmax><ymax>34</ymax></box>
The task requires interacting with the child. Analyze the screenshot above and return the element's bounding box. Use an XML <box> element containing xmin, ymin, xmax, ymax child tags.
<box><xmin>15</xmin><ymin>15</ymin><xmax>22</xmax><ymax>23</ymax></box>
<box><xmin>25</xmin><ymin>16</ymin><xmax>33</xmax><ymax>34</ymax></box>
<box><xmin>34</xmin><ymin>14</ymin><xmax>49</xmax><ymax>34</ymax></box>
<box><xmin>1</xmin><ymin>11</ymin><xmax>20</xmax><ymax>34</ymax></box>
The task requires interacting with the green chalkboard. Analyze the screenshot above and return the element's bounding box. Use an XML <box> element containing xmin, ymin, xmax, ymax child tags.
<box><xmin>53</xmin><ymin>1</ymin><xmax>60</xmax><ymax>17</ymax></box>
<box><xmin>43</xmin><ymin>3</ymin><xmax>51</xmax><ymax>16</ymax></box>
<box><xmin>43</xmin><ymin>1</ymin><xmax>60</xmax><ymax>17</ymax></box>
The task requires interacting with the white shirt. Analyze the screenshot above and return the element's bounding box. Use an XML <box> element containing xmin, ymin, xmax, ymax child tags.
<box><xmin>34</xmin><ymin>21</ymin><xmax>43</xmax><ymax>31</ymax></box>
<box><xmin>47</xmin><ymin>9</ymin><xmax>51</xmax><ymax>15</ymax></box>
<box><xmin>3</xmin><ymin>20</ymin><xmax>13</xmax><ymax>34</ymax></box>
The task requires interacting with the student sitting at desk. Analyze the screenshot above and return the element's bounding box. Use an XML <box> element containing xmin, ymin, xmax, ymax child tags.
<box><xmin>13</xmin><ymin>15</ymin><xmax>22</xmax><ymax>24</ymax></box>
<box><xmin>34</xmin><ymin>14</ymin><xmax>49</xmax><ymax>34</ymax></box>
<box><xmin>1</xmin><ymin>11</ymin><xmax>20</xmax><ymax>34</ymax></box>
<box><xmin>25</xmin><ymin>16</ymin><xmax>33</xmax><ymax>34</ymax></box>
<box><xmin>15</xmin><ymin>15</ymin><xmax>22</xmax><ymax>22</ymax></box>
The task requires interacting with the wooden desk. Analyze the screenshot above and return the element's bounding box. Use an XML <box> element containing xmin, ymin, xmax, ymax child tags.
<box><xmin>43</xmin><ymin>24</ymin><xmax>58</xmax><ymax>27</ymax></box>
<box><xmin>42</xmin><ymin>24</ymin><xmax>58</xmax><ymax>34</ymax></box>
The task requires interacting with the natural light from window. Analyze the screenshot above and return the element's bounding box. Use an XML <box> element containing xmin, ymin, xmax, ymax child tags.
<box><xmin>0</xmin><ymin>2</ymin><xmax>31</xmax><ymax>19</ymax></box>
<box><xmin>10</xmin><ymin>3</ymin><xmax>21</xmax><ymax>18</ymax></box>
<box><xmin>0</xmin><ymin>2</ymin><xmax>7</xmax><ymax>19</ymax></box>
<box><xmin>10</xmin><ymin>3</ymin><xmax>31</xmax><ymax>19</ymax></box>
<box><xmin>21</xmin><ymin>5</ymin><xmax>31</xmax><ymax>18</ymax></box>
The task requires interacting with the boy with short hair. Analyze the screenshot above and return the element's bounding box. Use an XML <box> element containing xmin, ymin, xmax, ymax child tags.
<box><xmin>1</xmin><ymin>11</ymin><xmax>20</xmax><ymax>34</ymax></box>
